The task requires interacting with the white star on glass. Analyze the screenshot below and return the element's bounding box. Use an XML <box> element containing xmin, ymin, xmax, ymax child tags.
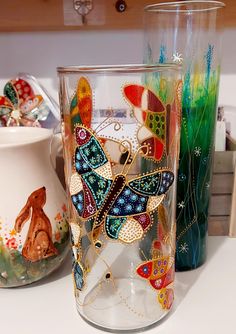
<box><xmin>172</xmin><ymin>52</ymin><xmax>183</xmax><ymax>64</ymax></box>
<box><xmin>177</xmin><ymin>201</ymin><xmax>185</xmax><ymax>209</ymax></box>
<box><xmin>178</xmin><ymin>242</ymin><xmax>189</xmax><ymax>253</ymax></box>
<box><xmin>194</xmin><ymin>146</ymin><xmax>201</xmax><ymax>156</ymax></box>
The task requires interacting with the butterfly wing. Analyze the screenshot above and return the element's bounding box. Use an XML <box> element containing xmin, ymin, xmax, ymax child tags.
<box><xmin>149</xmin><ymin>262</ymin><xmax>174</xmax><ymax>290</ymax></box>
<box><xmin>70</xmin><ymin>125</ymin><xmax>113</xmax><ymax>220</ymax></box>
<box><xmin>123</xmin><ymin>84</ymin><xmax>166</xmax><ymax>161</ymax></box>
<box><xmin>70</xmin><ymin>77</ymin><xmax>92</xmax><ymax>129</ymax></box>
<box><xmin>136</xmin><ymin>260</ymin><xmax>153</xmax><ymax>279</ymax></box>
<box><xmin>104</xmin><ymin>169</ymin><xmax>174</xmax><ymax>243</ymax></box>
<box><xmin>136</xmin><ymin>256</ymin><xmax>174</xmax><ymax>306</ymax></box>
<box><xmin>4</xmin><ymin>79</ymin><xmax>34</xmax><ymax>107</ymax></box>
<box><xmin>99</xmin><ymin>137</ymin><xmax>133</xmax><ymax>166</ymax></box>
<box><xmin>73</xmin><ymin>261</ymin><xmax>85</xmax><ymax>291</ymax></box>
<box><xmin>20</xmin><ymin>95</ymin><xmax>47</xmax><ymax>126</ymax></box>
<box><xmin>158</xmin><ymin>288</ymin><xmax>174</xmax><ymax>309</ymax></box>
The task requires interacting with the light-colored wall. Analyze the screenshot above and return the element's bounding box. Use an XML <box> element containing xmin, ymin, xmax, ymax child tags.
<box><xmin>0</xmin><ymin>29</ymin><xmax>235</xmax><ymax>105</ymax></box>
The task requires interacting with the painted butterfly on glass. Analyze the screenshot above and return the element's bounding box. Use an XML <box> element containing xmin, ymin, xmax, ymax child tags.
<box><xmin>0</xmin><ymin>78</ymin><xmax>49</xmax><ymax>127</ymax></box>
<box><xmin>69</xmin><ymin>124</ymin><xmax>174</xmax><ymax>244</ymax></box>
<box><xmin>136</xmin><ymin>256</ymin><xmax>174</xmax><ymax>309</ymax></box>
<box><xmin>69</xmin><ymin>76</ymin><xmax>133</xmax><ymax>167</ymax></box>
<box><xmin>70</xmin><ymin>76</ymin><xmax>92</xmax><ymax>129</ymax></box>
<box><xmin>123</xmin><ymin>81</ymin><xmax>182</xmax><ymax>162</ymax></box>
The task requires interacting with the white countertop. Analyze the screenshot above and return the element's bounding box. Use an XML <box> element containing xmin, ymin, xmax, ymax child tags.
<box><xmin>1</xmin><ymin>236</ymin><xmax>236</xmax><ymax>334</ymax></box>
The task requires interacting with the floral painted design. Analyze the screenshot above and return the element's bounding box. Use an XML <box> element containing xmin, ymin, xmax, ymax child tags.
<box><xmin>54</xmin><ymin>204</ymin><xmax>69</xmax><ymax>243</ymax></box>
<box><xmin>6</xmin><ymin>237</ymin><xmax>18</xmax><ymax>250</ymax></box>
<box><xmin>0</xmin><ymin>78</ymin><xmax>49</xmax><ymax>127</ymax></box>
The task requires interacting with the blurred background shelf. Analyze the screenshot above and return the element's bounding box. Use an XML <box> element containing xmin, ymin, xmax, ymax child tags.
<box><xmin>209</xmin><ymin>150</ymin><xmax>236</xmax><ymax>236</ymax></box>
<box><xmin>0</xmin><ymin>0</ymin><xmax>235</xmax><ymax>32</ymax></box>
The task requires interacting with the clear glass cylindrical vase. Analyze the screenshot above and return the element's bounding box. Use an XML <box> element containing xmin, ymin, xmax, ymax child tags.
<box><xmin>58</xmin><ymin>64</ymin><xmax>181</xmax><ymax>331</ymax></box>
<box><xmin>144</xmin><ymin>1</ymin><xmax>225</xmax><ymax>270</ymax></box>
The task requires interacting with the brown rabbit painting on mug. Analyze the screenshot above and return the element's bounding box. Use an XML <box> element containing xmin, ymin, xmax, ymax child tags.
<box><xmin>15</xmin><ymin>187</ymin><xmax>58</xmax><ymax>262</ymax></box>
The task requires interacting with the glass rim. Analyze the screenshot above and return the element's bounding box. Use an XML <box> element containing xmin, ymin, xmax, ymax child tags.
<box><xmin>57</xmin><ymin>63</ymin><xmax>181</xmax><ymax>74</ymax></box>
<box><xmin>144</xmin><ymin>1</ymin><xmax>225</xmax><ymax>13</ymax></box>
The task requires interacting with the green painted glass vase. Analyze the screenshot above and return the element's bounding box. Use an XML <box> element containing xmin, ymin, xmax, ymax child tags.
<box><xmin>144</xmin><ymin>1</ymin><xmax>225</xmax><ymax>270</ymax></box>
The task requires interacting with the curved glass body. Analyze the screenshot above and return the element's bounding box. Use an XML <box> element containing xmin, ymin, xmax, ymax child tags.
<box><xmin>58</xmin><ymin>64</ymin><xmax>181</xmax><ymax>331</ymax></box>
<box><xmin>144</xmin><ymin>1</ymin><xmax>225</xmax><ymax>270</ymax></box>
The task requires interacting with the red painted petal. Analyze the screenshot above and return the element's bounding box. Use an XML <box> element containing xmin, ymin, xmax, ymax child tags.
<box><xmin>141</xmin><ymin>137</ymin><xmax>155</xmax><ymax>156</ymax></box>
<box><xmin>133</xmin><ymin>213</ymin><xmax>151</xmax><ymax>230</ymax></box>
<box><xmin>141</xmin><ymin>137</ymin><xmax>164</xmax><ymax>161</ymax></box>
<box><xmin>11</xmin><ymin>79</ymin><xmax>34</xmax><ymax>101</ymax></box>
<box><xmin>81</xmin><ymin>179</ymin><xmax>96</xmax><ymax>218</ymax></box>
<box><xmin>124</xmin><ymin>85</ymin><xmax>144</xmax><ymax>108</ymax></box>
<box><xmin>75</xmin><ymin>126</ymin><xmax>91</xmax><ymax>145</ymax></box>
<box><xmin>154</xmin><ymin>137</ymin><xmax>165</xmax><ymax>161</ymax></box>
<box><xmin>153</xmin><ymin>240</ymin><xmax>162</xmax><ymax>250</ymax></box>
<box><xmin>0</xmin><ymin>96</ymin><xmax>13</xmax><ymax>109</ymax></box>
<box><xmin>78</xmin><ymin>96</ymin><xmax>92</xmax><ymax>127</ymax></box>
<box><xmin>149</xmin><ymin>265</ymin><xmax>174</xmax><ymax>290</ymax></box>
<box><xmin>20</xmin><ymin>95</ymin><xmax>43</xmax><ymax>114</ymax></box>
<box><xmin>150</xmin><ymin>276</ymin><xmax>165</xmax><ymax>290</ymax></box>
<box><xmin>148</xmin><ymin>90</ymin><xmax>165</xmax><ymax>113</ymax></box>
<box><xmin>136</xmin><ymin>261</ymin><xmax>153</xmax><ymax>279</ymax></box>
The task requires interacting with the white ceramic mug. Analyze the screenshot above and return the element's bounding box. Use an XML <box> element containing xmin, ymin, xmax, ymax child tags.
<box><xmin>0</xmin><ymin>127</ymin><xmax>69</xmax><ymax>287</ymax></box>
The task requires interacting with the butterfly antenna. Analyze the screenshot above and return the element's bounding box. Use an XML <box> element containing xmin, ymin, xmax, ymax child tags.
<box><xmin>94</xmin><ymin>108</ymin><xmax>113</xmax><ymax>132</ymax></box>
<box><xmin>124</xmin><ymin>144</ymin><xmax>149</xmax><ymax>176</ymax></box>
<box><xmin>96</xmin><ymin>119</ymin><xmax>122</xmax><ymax>135</ymax></box>
<box><xmin>120</xmin><ymin>140</ymin><xmax>132</xmax><ymax>174</ymax></box>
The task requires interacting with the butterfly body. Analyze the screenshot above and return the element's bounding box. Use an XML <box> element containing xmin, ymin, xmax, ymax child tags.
<box><xmin>94</xmin><ymin>174</ymin><xmax>126</xmax><ymax>227</ymax></box>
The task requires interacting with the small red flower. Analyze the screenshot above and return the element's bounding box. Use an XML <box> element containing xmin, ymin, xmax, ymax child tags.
<box><xmin>6</xmin><ymin>237</ymin><xmax>18</xmax><ymax>250</ymax></box>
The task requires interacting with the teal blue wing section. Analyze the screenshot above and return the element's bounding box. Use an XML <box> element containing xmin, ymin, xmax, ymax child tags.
<box><xmin>105</xmin><ymin>216</ymin><xmax>127</xmax><ymax>240</ymax></box>
<box><xmin>129</xmin><ymin>170</ymin><xmax>174</xmax><ymax>196</ymax></box>
<box><xmin>81</xmin><ymin>171</ymin><xmax>112</xmax><ymax>208</ymax></box>
<box><xmin>80</xmin><ymin>136</ymin><xmax>109</xmax><ymax>170</ymax></box>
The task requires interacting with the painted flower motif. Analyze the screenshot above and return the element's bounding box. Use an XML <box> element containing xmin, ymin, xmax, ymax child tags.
<box><xmin>178</xmin><ymin>242</ymin><xmax>189</xmax><ymax>253</ymax></box>
<box><xmin>91</xmin><ymin>145</ymin><xmax>97</xmax><ymax>152</ymax></box>
<box><xmin>0</xmin><ymin>78</ymin><xmax>49</xmax><ymax>127</ymax></box>
<box><xmin>194</xmin><ymin>146</ymin><xmax>202</xmax><ymax>157</ymax></box>
<box><xmin>54</xmin><ymin>213</ymin><xmax>62</xmax><ymax>221</ymax></box>
<box><xmin>84</xmin><ymin>148</ymin><xmax>90</xmax><ymax>156</ymax></box>
<box><xmin>54</xmin><ymin>231</ymin><xmax>61</xmax><ymax>242</ymax></box>
<box><xmin>88</xmin><ymin>175</ymin><xmax>96</xmax><ymax>184</ymax></box>
<box><xmin>98</xmin><ymin>179</ymin><xmax>106</xmax><ymax>188</ymax></box>
<box><xmin>6</xmin><ymin>237</ymin><xmax>18</xmax><ymax>250</ymax></box>
<box><xmin>177</xmin><ymin>201</ymin><xmax>185</xmax><ymax>209</ymax></box>
<box><xmin>9</xmin><ymin>229</ymin><xmax>17</xmax><ymax>237</ymax></box>
<box><xmin>172</xmin><ymin>52</ymin><xmax>183</xmax><ymax>64</ymax></box>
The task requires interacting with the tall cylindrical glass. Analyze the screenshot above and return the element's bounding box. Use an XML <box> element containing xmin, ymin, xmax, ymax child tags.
<box><xmin>58</xmin><ymin>64</ymin><xmax>181</xmax><ymax>331</ymax></box>
<box><xmin>144</xmin><ymin>1</ymin><xmax>225</xmax><ymax>270</ymax></box>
